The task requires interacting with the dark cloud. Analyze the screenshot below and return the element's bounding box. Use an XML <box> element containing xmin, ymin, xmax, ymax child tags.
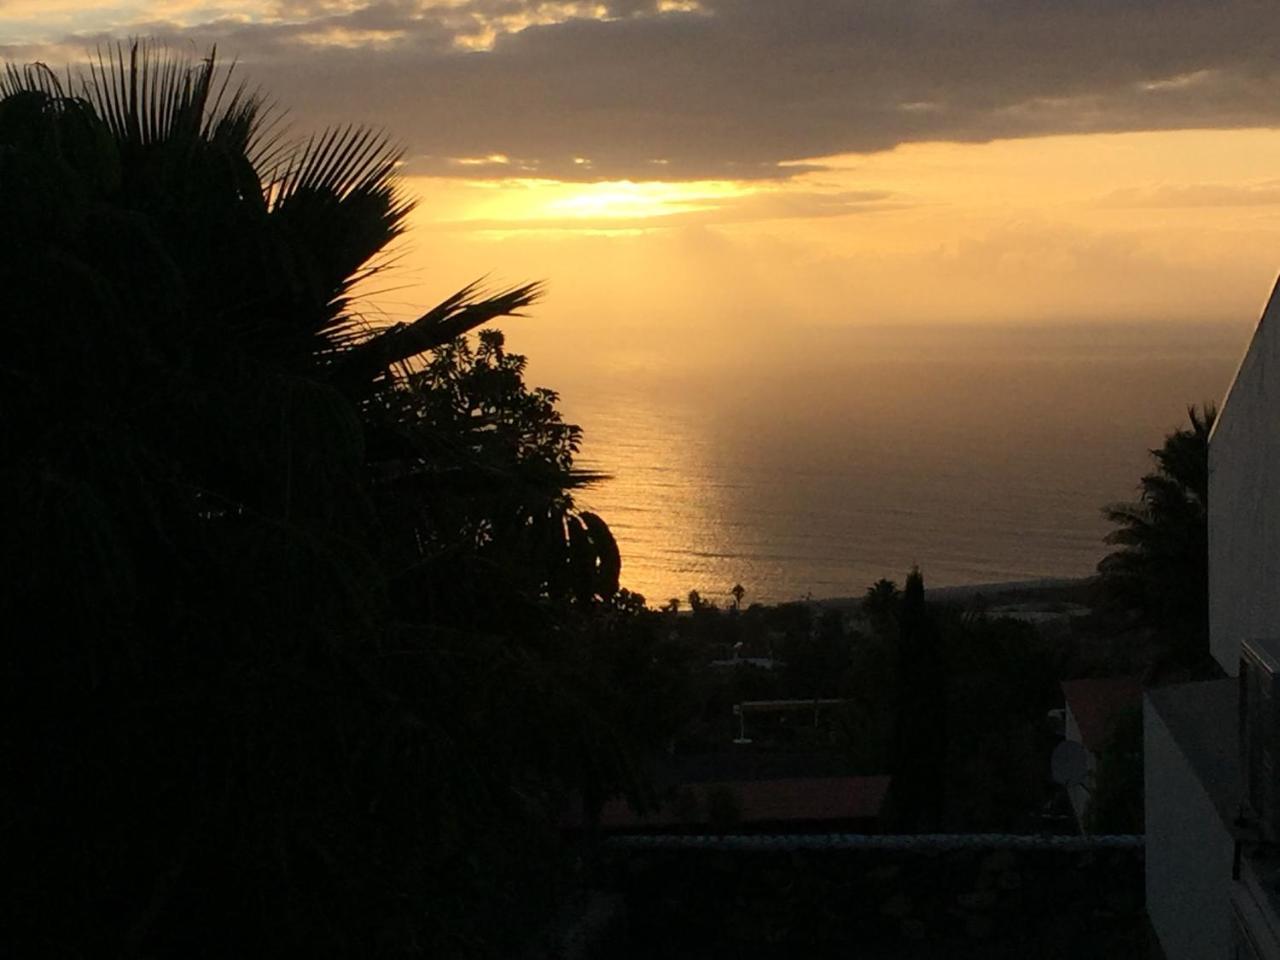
<box><xmin>10</xmin><ymin>0</ymin><xmax>1280</xmax><ymax>180</ymax></box>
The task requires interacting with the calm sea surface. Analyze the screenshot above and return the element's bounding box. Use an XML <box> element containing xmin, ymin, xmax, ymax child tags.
<box><xmin>535</xmin><ymin>322</ymin><xmax>1251</xmax><ymax>607</ymax></box>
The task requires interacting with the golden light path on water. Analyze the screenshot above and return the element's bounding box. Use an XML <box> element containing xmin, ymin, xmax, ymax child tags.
<box><xmin>555</xmin><ymin>324</ymin><xmax>1247</xmax><ymax>607</ymax></box>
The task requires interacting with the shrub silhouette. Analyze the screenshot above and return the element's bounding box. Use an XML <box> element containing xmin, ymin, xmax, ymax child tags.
<box><xmin>0</xmin><ymin>43</ymin><xmax>674</xmax><ymax>957</ymax></box>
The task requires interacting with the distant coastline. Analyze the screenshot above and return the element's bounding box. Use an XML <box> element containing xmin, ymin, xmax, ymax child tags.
<box><xmin>923</xmin><ymin>576</ymin><xmax>1091</xmax><ymax>602</ymax></box>
<box><xmin>811</xmin><ymin>576</ymin><xmax>1093</xmax><ymax>611</ymax></box>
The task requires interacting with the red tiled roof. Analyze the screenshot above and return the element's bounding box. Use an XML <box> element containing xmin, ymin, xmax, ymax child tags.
<box><xmin>598</xmin><ymin>775</ymin><xmax>891</xmax><ymax>830</ymax></box>
<box><xmin>1061</xmin><ymin>677</ymin><xmax>1141</xmax><ymax>754</ymax></box>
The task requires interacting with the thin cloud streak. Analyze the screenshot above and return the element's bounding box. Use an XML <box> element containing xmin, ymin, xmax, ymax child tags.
<box><xmin>1097</xmin><ymin>181</ymin><xmax>1280</xmax><ymax>209</ymax></box>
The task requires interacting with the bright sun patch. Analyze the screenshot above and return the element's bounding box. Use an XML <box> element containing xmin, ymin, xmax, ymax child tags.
<box><xmin>456</xmin><ymin>178</ymin><xmax>754</xmax><ymax>226</ymax></box>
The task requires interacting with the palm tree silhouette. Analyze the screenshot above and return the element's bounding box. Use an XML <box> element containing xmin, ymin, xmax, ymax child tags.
<box><xmin>862</xmin><ymin>577</ymin><xmax>901</xmax><ymax>626</ymax></box>
<box><xmin>1099</xmin><ymin>404</ymin><xmax>1215</xmax><ymax>667</ymax></box>
<box><xmin>1</xmin><ymin>43</ymin><xmax>539</xmax><ymax>396</ymax></box>
<box><xmin>0</xmin><ymin>42</ymin><xmax>635</xmax><ymax>955</ymax></box>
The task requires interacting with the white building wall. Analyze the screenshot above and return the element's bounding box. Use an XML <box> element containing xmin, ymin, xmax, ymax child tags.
<box><xmin>1145</xmin><ymin>694</ymin><xmax>1235</xmax><ymax>960</ymax></box>
<box><xmin>1209</xmin><ymin>277</ymin><xmax>1280</xmax><ymax>676</ymax></box>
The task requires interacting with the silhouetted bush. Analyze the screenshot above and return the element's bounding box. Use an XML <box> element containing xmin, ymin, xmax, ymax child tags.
<box><xmin>1098</xmin><ymin>404</ymin><xmax>1215</xmax><ymax>670</ymax></box>
<box><xmin>0</xmin><ymin>44</ymin><xmax>683</xmax><ymax>958</ymax></box>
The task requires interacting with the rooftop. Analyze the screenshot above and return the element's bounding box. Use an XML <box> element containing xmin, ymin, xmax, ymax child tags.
<box><xmin>598</xmin><ymin>775</ymin><xmax>891</xmax><ymax>832</ymax></box>
<box><xmin>1061</xmin><ymin>676</ymin><xmax>1142</xmax><ymax>753</ymax></box>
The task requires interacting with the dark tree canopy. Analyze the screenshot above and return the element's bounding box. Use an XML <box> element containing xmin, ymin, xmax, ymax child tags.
<box><xmin>1086</xmin><ymin>706</ymin><xmax>1145</xmax><ymax>834</ymax></box>
<box><xmin>1098</xmin><ymin>404</ymin><xmax>1215</xmax><ymax>669</ymax></box>
<box><xmin>862</xmin><ymin>577</ymin><xmax>901</xmax><ymax>624</ymax></box>
<box><xmin>0</xmin><ymin>44</ymin><xmax>678</xmax><ymax>957</ymax></box>
<box><xmin>890</xmin><ymin>566</ymin><xmax>946</xmax><ymax>830</ymax></box>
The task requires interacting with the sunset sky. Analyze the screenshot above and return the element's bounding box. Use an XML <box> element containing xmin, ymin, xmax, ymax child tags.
<box><xmin>5</xmin><ymin>1</ymin><xmax>1280</xmax><ymax>372</ymax></box>
<box><xmin>6</xmin><ymin>1</ymin><xmax>1277</xmax><ymax>599</ymax></box>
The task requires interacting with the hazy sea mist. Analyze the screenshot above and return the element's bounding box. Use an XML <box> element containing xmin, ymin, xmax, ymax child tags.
<box><xmin>523</xmin><ymin>320</ymin><xmax>1251</xmax><ymax>607</ymax></box>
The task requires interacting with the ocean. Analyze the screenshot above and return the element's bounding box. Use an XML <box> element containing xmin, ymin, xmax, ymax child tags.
<box><xmin>536</xmin><ymin>320</ymin><xmax>1250</xmax><ymax>607</ymax></box>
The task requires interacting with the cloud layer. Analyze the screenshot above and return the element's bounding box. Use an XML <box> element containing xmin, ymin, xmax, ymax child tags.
<box><xmin>6</xmin><ymin>0</ymin><xmax>1280</xmax><ymax>180</ymax></box>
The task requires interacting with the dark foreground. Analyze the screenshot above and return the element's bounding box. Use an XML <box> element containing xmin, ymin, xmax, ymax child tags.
<box><xmin>570</xmin><ymin>839</ymin><xmax>1150</xmax><ymax>959</ymax></box>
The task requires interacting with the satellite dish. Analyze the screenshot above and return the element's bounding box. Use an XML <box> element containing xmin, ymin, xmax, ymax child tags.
<box><xmin>1051</xmin><ymin>740</ymin><xmax>1090</xmax><ymax>788</ymax></box>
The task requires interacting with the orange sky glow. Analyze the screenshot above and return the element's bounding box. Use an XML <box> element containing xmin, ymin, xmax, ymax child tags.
<box><xmin>7</xmin><ymin>3</ymin><xmax>1280</xmax><ymax>374</ymax></box>
<box><xmin>385</xmin><ymin>129</ymin><xmax>1280</xmax><ymax>385</ymax></box>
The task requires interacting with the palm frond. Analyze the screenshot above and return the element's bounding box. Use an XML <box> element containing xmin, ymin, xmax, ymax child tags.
<box><xmin>330</xmin><ymin>280</ymin><xmax>544</xmax><ymax>392</ymax></box>
<box><xmin>0</xmin><ymin>61</ymin><xmax>65</xmax><ymax>99</ymax></box>
<box><xmin>269</xmin><ymin>124</ymin><xmax>406</xmax><ymax>211</ymax></box>
<box><xmin>261</xmin><ymin>123</ymin><xmax>414</xmax><ymax>352</ymax></box>
<box><xmin>78</xmin><ymin>41</ymin><xmax>272</xmax><ymax>165</ymax></box>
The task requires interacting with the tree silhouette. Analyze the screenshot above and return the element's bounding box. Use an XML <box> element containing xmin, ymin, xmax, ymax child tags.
<box><xmin>731</xmin><ymin>582</ymin><xmax>746</xmax><ymax>610</ymax></box>
<box><xmin>1099</xmin><ymin>404</ymin><xmax>1215</xmax><ymax>669</ymax></box>
<box><xmin>862</xmin><ymin>577</ymin><xmax>902</xmax><ymax>630</ymax></box>
<box><xmin>890</xmin><ymin>566</ymin><xmax>946</xmax><ymax>830</ymax></box>
<box><xmin>0</xmin><ymin>43</ymin><xmax>670</xmax><ymax>957</ymax></box>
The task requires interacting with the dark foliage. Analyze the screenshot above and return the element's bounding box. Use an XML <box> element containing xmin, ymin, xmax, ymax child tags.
<box><xmin>938</xmin><ymin>609</ymin><xmax>1060</xmax><ymax>831</ymax></box>
<box><xmin>599</xmin><ymin>845</ymin><xmax>1149</xmax><ymax>957</ymax></box>
<box><xmin>781</xmin><ymin>608</ymin><xmax>853</xmax><ymax>699</ymax></box>
<box><xmin>1085</xmin><ymin>706</ymin><xmax>1144</xmax><ymax>834</ymax></box>
<box><xmin>0</xmin><ymin>44</ymin><xmax>682</xmax><ymax>957</ymax></box>
<box><xmin>1098</xmin><ymin>404</ymin><xmax>1215</xmax><ymax>669</ymax></box>
<box><xmin>862</xmin><ymin>577</ymin><xmax>902</xmax><ymax>630</ymax></box>
<box><xmin>890</xmin><ymin>567</ymin><xmax>947</xmax><ymax>830</ymax></box>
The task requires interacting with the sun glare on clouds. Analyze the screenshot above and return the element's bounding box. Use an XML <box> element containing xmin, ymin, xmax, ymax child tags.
<box><xmin>426</xmin><ymin>177</ymin><xmax>757</xmax><ymax>232</ymax></box>
<box><xmin>541</xmin><ymin>180</ymin><xmax>747</xmax><ymax>219</ymax></box>
<box><xmin>294</xmin><ymin>26</ymin><xmax>406</xmax><ymax>47</ymax></box>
